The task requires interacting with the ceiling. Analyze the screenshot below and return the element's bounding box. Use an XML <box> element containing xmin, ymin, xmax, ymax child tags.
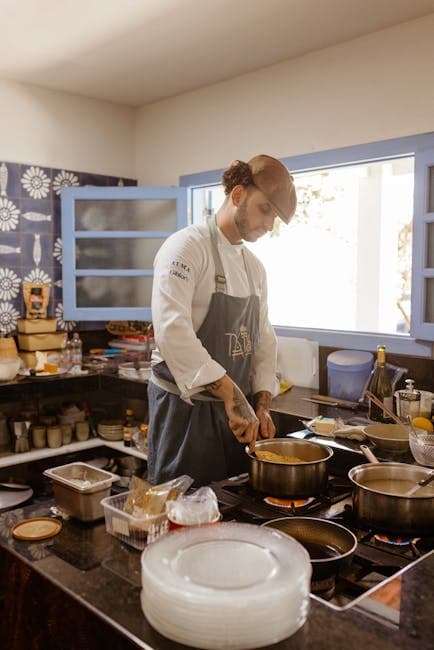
<box><xmin>2</xmin><ymin>0</ymin><xmax>434</xmax><ymax>107</ymax></box>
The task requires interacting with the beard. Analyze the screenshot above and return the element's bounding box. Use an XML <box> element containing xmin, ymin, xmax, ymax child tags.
<box><xmin>234</xmin><ymin>200</ymin><xmax>256</xmax><ymax>242</ymax></box>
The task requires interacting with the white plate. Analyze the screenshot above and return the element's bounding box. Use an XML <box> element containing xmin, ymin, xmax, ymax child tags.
<box><xmin>0</xmin><ymin>488</ymin><xmax>33</xmax><ymax>511</ymax></box>
<box><xmin>141</xmin><ymin>522</ymin><xmax>311</xmax><ymax>650</ymax></box>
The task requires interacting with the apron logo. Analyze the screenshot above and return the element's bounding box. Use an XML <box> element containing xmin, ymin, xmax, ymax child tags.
<box><xmin>225</xmin><ymin>324</ymin><xmax>253</xmax><ymax>359</ymax></box>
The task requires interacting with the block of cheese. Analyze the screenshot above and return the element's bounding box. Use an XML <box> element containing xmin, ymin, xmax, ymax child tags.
<box><xmin>18</xmin><ymin>332</ymin><xmax>65</xmax><ymax>351</ymax></box>
<box><xmin>17</xmin><ymin>318</ymin><xmax>57</xmax><ymax>334</ymax></box>
<box><xmin>19</xmin><ymin>349</ymin><xmax>61</xmax><ymax>369</ymax></box>
<box><xmin>312</xmin><ymin>417</ymin><xmax>336</xmax><ymax>434</ymax></box>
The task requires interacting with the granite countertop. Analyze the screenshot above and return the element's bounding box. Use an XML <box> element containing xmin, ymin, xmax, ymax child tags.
<box><xmin>0</xmin><ymin>498</ymin><xmax>433</xmax><ymax>650</ymax></box>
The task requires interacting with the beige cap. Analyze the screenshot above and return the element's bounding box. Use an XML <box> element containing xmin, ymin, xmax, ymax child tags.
<box><xmin>248</xmin><ymin>154</ymin><xmax>297</xmax><ymax>224</ymax></box>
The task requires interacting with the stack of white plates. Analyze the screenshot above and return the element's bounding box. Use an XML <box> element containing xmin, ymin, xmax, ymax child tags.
<box><xmin>97</xmin><ymin>420</ymin><xmax>123</xmax><ymax>441</ymax></box>
<box><xmin>140</xmin><ymin>522</ymin><xmax>311</xmax><ymax>650</ymax></box>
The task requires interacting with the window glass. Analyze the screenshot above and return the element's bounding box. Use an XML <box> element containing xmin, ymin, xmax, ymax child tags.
<box><xmin>75</xmin><ymin>238</ymin><xmax>165</xmax><ymax>269</ymax></box>
<box><xmin>75</xmin><ymin>199</ymin><xmax>177</xmax><ymax>231</ymax></box>
<box><xmin>192</xmin><ymin>156</ymin><xmax>414</xmax><ymax>336</ymax></box>
<box><xmin>76</xmin><ymin>276</ymin><xmax>153</xmax><ymax>308</ymax></box>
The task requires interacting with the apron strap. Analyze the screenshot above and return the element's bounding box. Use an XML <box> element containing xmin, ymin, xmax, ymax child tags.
<box><xmin>208</xmin><ymin>217</ymin><xmax>256</xmax><ymax>295</ymax></box>
<box><xmin>150</xmin><ymin>371</ymin><xmax>222</xmax><ymax>402</ymax></box>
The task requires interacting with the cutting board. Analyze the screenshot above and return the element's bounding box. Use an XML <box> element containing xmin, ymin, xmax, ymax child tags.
<box><xmin>276</xmin><ymin>336</ymin><xmax>319</xmax><ymax>389</ymax></box>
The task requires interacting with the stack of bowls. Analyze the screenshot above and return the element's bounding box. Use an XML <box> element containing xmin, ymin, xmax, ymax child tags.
<box><xmin>97</xmin><ymin>419</ymin><xmax>123</xmax><ymax>441</ymax></box>
<box><xmin>140</xmin><ymin>522</ymin><xmax>311</xmax><ymax>649</ymax></box>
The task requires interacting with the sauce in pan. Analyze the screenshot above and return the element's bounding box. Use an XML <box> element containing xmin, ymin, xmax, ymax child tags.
<box><xmin>362</xmin><ymin>478</ymin><xmax>434</xmax><ymax>497</ymax></box>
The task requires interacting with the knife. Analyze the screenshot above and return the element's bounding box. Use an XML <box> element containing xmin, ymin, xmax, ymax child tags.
<box><xmin>302</xmin><ymin>394</ymin><xmax>362</xmax><ymax>410</ymax></box>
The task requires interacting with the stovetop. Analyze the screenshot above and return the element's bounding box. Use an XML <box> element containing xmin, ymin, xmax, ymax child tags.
<box><xmin>210</xmin><ymin>471</ymin><xmax>434</xmax><ymax>619</ymax></box>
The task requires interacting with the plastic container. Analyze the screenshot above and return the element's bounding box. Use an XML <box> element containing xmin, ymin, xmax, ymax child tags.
<box><xmin>101</xmin><ymin>491</ymin><xmax>168</xmax><ymax>549</ymax></box>
<box><xmin>327</xmin><ymin>350</ymin><xmax>374</xmax><ymax>402</ymax></box>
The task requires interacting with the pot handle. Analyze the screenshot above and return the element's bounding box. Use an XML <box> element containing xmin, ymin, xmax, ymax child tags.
<box><xmin>360</xmin><ymin>444</ymin><xmax>380</xmax><ymax>464</ymax></box>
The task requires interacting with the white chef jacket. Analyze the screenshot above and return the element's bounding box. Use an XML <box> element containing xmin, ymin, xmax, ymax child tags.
<box><xmin>151</xmin><ymin>222</ymin><xmax>278</xmax><ymax>402</ymax></box>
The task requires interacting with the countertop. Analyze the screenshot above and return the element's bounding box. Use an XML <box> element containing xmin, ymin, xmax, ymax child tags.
<box><xmin>1</xmin><ymin>497</ymin><xmax>433</xmax><ymax>650</ymax></box>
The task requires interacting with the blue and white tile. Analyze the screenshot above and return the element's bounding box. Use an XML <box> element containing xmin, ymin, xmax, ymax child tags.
<box><xmin>0</xmin><ymin>162</ymin><xmax>22</xmax><ymax>199</ymax></box>
<box><xmin>0</xmin><ymin>232</ymin><xmax>22</xmax><ymax>268</ymax></box>
<box><xmin>20</xmin><ymin>164</ymin><xmax>52</xmax><ymax>200</ymax></box>
<box><xmin>0</xmin><ymin>196</ymin><xmax>20</xmax><ymax>233</ymax></box>
<box><xmin>21</xmin><ymin>233</ymin><xmax>54</xmax><ymax>274</ymax></box>
<box><xmin>0</xmin><ymin>300</ymin><xmax>20</xmax><ymax>333</ymax></box>
<box><xmin>51</xmin><ymin>168</ymin><xmax>80</xmax><ymax>197</ymax></box>
<box><xmin>19</xmin><ymin>198</ymin><xmax>52</xmax><ymax>232</ymax></box>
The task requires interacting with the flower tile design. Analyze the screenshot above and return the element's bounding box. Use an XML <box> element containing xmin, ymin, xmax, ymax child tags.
<box><xmin>0</xmin><ymin>268</ymin><xmax>21</xmax><ymax>300</ymax></box>
<box><xmin>0</xmin><ymin>198</ymin><xmax>20</xmax><ymax>231</ymax></box>
<box><xmin>21</xmin><ymin>165</ymin><xmax>51</xmax><ymax>199</ymax></box>
<box><xmin>53</xmin><ymin>170</ymin><xmax>79</xmax><ymax>195</ymax></box>
<box><xmin>0</xmin><ymin>159</ymin><xmax>136</xmax><ymax>332</ymax></box>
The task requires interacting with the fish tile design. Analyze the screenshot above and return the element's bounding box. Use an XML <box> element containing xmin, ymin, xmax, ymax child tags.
<box><xmin>0</xmin><ymin>160</ymin><xmax>137</xmax><ymax>332</ymax></box>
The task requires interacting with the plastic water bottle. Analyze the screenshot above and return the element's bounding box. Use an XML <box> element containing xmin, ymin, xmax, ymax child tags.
<box><xmin>71</xmin><ymin>332</ymin><xmax>82</xmax><ymax>371</ymax></box>
<box><xmin>60</xmin><ymin>333</ymin><xmax>72</xmax><ymax>370</ymax></box>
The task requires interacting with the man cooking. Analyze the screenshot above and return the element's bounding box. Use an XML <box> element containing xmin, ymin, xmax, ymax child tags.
<box><xmin>148</xmin><ymin>155</ymin><xmax>297</xmax><ymax>485</ymax></box>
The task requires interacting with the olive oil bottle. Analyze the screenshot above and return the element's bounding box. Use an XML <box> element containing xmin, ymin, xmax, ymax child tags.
<box><xmin>368</xmin><ymin>345</ymin><xmax>393</xmax><ymax>422</ymax></box>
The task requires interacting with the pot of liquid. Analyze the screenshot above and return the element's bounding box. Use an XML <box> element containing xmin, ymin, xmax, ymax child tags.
<box><xmin>348</xmin><ymin>462</ymin><xmax>434</xmax><ymax>536</ymax></box>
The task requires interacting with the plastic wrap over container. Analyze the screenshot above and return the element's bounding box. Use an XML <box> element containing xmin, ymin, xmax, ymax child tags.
<box><xmin>166</xmin><ymin>487</ymin><xmax>220</xmax><ymax>527</ymax></box>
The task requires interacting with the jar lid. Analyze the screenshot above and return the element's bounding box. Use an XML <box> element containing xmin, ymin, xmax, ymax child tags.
<box><xmin>30</xmin><ymin>287</ymin><xmax>43</xmax><ymax>295</ymax></box>
<box><xmin>327</xmin><ymin>349</ymin><xmax>373</xmax><ymax>371</ymax></box>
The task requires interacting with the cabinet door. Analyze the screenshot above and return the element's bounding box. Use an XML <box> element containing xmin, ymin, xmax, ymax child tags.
<box><xmin>61</xmin><ymin>186</ymin><xmax>188</xmax><ymax>321</ymax></box>
<box><xmin>412</xmin><ymin>148</ymin><xmax>434</xmax><ymax>339</ymax></box>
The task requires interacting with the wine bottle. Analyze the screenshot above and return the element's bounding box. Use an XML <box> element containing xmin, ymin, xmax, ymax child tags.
<box><xmin>368</xmin><ymin>345</ymin><xmax>393</xmax><ymax>422</ymax></box>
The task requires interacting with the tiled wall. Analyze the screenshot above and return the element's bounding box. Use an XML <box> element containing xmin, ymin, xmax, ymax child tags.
<box><xmin>0</xmin><ymin>161</ymin><xmax>137</xmax><ymax>332</ymax></box>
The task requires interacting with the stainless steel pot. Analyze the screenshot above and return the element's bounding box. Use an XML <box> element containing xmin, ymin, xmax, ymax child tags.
<box><xmin>348</xmin><ymin>462</ymin><xmax>434</xmax><ymax>536</ymax></box>
<box><xmin>245</xmin><ymin>438</ymin><xmax>333</xmax><ymax>497</ymax></box>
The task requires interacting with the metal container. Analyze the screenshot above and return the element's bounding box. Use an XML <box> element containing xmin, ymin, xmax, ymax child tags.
<box><xmin>348</xmin><ymin>462</ymin><xmax>434</xmax><ymax>536</ymax></box>
<box><xmin>44</xmin><ymin>462</ymin><xmax>118</xmax><ymax>521</ymax></box>
<box><xmin>246</xmin><ymin>438</ymin><xmax>333</xmax><ymax>497</ymax></box>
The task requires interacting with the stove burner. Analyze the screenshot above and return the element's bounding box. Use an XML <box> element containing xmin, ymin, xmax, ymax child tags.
<box><xmin>310</xmin><ymin>576</ymin><xmax>336</xmax><ymax>600</ymax></box>
<box><xmin>263</xmin><ymin>496</ymin><xmax>316</xmax><ymax>509</ymax></box>
<box><xmin>373</xmin><ymin>534</ymin><xmax>419</xmax><ymax>547</ymax></box>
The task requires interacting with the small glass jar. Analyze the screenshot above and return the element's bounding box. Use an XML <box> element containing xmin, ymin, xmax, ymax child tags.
<box><xmin>47</xmin><ymin>425</ymin><xmax>62</xmax><ymax>448</ymax></box>
<box><xmin>31</xmin><ymin>425</ymin><xmax>46</xmax><ymax>449</ymax></box>
<box><xmin>75</xmin><ymin>421</ymin><xmax>89</xmax><ymax>442</ymax></box>
<box><xmin>60</xmin><ymin>423</ymin><xmax>73</xmax><ymax>445</ymax></box>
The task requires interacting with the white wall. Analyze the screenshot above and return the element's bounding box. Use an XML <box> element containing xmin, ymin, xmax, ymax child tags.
<box><xmin>0</xmin><ymin>80</ymin><xmax>135</xmax><ymax>177</ymax></box>
<box><xmin>135</xmin><ymin>14</ymin><xmax>434</xmax><ymax>185</ymax></box>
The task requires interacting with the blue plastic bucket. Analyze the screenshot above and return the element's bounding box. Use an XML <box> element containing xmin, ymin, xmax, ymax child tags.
<box><xmin>327</xmin><ymin>350</ymin><xmax>374</xmax><ymax>402</ymax></box>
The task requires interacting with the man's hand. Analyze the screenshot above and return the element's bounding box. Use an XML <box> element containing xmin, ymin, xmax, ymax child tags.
<box><xmin>205</xmin><ymin>375</ymin><xmax>259</xmax><ymax>444</ymax></box>
<box><xmin>254</xmin><ymin>391</ymin><xmax>276</xmax><ymax>440</ymax></box>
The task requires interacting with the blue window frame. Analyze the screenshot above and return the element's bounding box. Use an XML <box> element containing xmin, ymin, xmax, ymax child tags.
<box><xmin>180</xmin><ymin>134</ymin><xmax>434</xmax><ymax>357</ymax></box>
<box><xmin>61</xmin><ymin>186</ymin><xmax>187</xmax><ymax>321</ymax></box>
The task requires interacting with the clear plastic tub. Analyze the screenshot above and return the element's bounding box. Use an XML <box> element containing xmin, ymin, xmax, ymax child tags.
<box><xmin>101</xmin><ymin>491</ymin><xmax>168</xmax><ymax>549</ymax></box>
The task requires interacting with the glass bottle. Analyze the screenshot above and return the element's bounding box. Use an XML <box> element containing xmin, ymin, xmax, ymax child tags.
<box><xmin>123</xmin><ymin>408</ymin><xmax>135</xmax><ymax>447</ymax></box>
<box><xmin>368</xmin><ymin>345</ymin><xmax>393</xmax><ymax>422</ymax></box>
<box><xmin>71</xmin><ymin>332</ymin><xmax>82</xmax><ymax>370</ymax></box>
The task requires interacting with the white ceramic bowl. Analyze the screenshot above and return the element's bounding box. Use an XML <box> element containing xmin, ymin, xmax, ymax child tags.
<box><xmin>0</xmin><ymin>357</ymin><xmax>21</xmax><ymax>381</ymax></box>
<box><xmin>409</xmin><ymin>430</ymin><xmax>434</xmax><ymax>467</ymax></box>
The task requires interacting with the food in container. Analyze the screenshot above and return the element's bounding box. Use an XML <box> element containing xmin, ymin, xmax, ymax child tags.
<box><xmin>165</xmin><ymin>486</ymin><xmax>220</xmax><ymax>528</ymax></box>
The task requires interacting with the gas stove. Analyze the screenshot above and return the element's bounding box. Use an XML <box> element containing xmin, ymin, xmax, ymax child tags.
<box><xmin>210</xmin><ymin>453</ymin><xmax>434</xmax><ymax>626</ymax></box>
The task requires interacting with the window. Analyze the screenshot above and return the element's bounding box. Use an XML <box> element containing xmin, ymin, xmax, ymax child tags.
<box><xmin>61</xmin><ymin>186</ymin><xmax>187</xmax><ymax>321</ymax></box>
<box><xmin>181</xmin><ymin>134</ymin><xmax>434</xmax><ymax>356</ymax></box>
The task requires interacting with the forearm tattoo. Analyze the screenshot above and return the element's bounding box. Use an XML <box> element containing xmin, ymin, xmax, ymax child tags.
<box><xmin>232</xmin><ymin>384</ymin><xmax>257</xmax><ymax>423</ymax></box>
<box><xmin>254</xmin><ymin>391</ymin><xmax>271</xmax><ymax>411</ymax></box>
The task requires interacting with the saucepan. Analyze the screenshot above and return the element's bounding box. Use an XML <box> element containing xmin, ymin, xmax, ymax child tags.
<box><xmin>245</xmin><ymin>438</ymin><xmax>333</xmax><ymax>497</ymax></box>
<box><xmin>262</xmin><ymin>516</ymin><xmax>357</xmax><ymax>584</ymax></box>
<box><xmin>348</xmin><ymin>453</ymin><xmax>434</xmax><ymax>536</ymax></box>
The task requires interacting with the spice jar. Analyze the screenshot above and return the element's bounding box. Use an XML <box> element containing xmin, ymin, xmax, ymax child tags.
<box><xmin>75</xmin><ymin>421</ymin><xmax>89</xmax><ymax>442</ymax></box>
<box><xmin>60</xmin><ymin>423</ymin><xmax>73</xmax><ymax>445</ymax></box>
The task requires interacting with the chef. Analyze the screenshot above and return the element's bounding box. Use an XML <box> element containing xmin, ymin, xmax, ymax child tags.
<box><xmin>148</xmin><ymin>155</ymin><xmax>297</xmax><ymax>485</ymax></box>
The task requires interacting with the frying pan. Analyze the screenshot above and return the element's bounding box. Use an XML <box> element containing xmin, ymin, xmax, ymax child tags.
<box><xmin>262</xmin><ymin>516</ymin><xmax>357</xmax><ymax>582</ymax></box>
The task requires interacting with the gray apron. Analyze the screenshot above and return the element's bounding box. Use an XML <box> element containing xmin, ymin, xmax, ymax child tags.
<box><xmin>147</xmin><ymin>218</ymin><xmax>260</xmax><ymax>485</ymax></box>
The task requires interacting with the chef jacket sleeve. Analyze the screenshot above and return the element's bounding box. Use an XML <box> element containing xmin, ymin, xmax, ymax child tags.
<box><xmin>152</xmin><ymin>233</ymin><xmax>226</xmax><ymax>402</ymax></box>
<box><xmin>249</xmin><ymin>260</ymin><xmax>279</xmax><ymax>398</ymax></box>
